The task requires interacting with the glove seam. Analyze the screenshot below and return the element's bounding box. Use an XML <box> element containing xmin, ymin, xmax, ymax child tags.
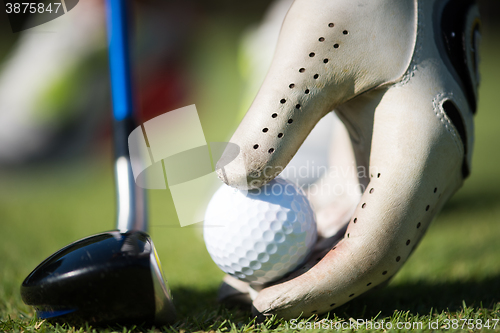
<box><xmin>395</xmin><ymin>0</ymin><xmax>422</xmax><ymax>88</ymax></box>
<box><xmin>432</xmin><ymin>92</ymin><xmax>464</xmax><ymax>156</ymax></box>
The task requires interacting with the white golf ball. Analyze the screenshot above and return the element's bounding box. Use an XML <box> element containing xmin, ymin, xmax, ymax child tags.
<box><xmin>203</xmin><ymin>177</ymin><xmax>317</xmax><ymax>285</ymax></box>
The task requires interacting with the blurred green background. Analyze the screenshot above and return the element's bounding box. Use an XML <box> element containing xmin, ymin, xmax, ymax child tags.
<box><xmin>0</xmin><ymin>0</ymin><xmax>499</xmax><ymax>326</ymax></box>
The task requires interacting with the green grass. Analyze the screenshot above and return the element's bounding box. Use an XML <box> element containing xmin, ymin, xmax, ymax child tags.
<box><xmin>0</xmin><ymin>17</ymin><xmax>499</xmax><ymax>333</ymax></box>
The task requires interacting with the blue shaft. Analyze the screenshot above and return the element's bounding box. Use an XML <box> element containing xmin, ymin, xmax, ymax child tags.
<box><xmin>105</xmin><ymin>0</ymin><xmax>133</xmax><ymax>121</ymax></box>
<box><xmin>105</xmin><ymin>0</ymin><xmax>147</xmax><ymax>232</ymax></box>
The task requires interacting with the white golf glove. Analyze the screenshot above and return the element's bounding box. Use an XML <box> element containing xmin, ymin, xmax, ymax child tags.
<box><xmin>216</xmin><ymin>0</ymin><xmax>480</xmax><ymax>319</ymax></box>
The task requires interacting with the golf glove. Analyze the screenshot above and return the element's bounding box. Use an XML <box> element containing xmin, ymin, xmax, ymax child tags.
<box><xmin>216</xmin><ymin>0</ymin><xmax>480</xmax><ymax>319</ymax></box>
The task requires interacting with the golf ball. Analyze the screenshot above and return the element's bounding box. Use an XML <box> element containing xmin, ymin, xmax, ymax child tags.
<box><xmin>203</xmin><ymin>177</ymin><xmax>317</xmax><ymax>285</ymax></box>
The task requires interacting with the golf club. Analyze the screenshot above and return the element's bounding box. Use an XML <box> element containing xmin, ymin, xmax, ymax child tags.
<box><xmin>20</xmin><ymin>0</ymin><xmax>176</xmax><ymax>325</ymax></box>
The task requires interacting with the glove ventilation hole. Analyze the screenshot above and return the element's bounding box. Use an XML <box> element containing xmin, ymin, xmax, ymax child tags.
<box><xmin>377</xmin><ymin>173</ymin><xmax>381</xmax><ymax>178</ymax></box>
<box><xmin>272</xmin><ymin>113</ymin><xmax>278</xmax><ymax>118</ymax></box>
<box><xmin>396</xmin><ymin>256</ymin><xmax>401</xmax><ymax>262</ymax></box>
<box><xmin>280</xmin><ymin>99</ymin><xmax>286</xmax><ymax>104</ymax></box>
<box><xmin>426</xmin><ymin>205</ymin><xmax>430</xmax><ymax>211</ymax></box>
<box><xmin>366</xmin><ymin>282</ymin><xmax>372</xmax><ymax>286</ymax></box>
<box><xmin>369</xmin><ymin>188</ymin><xmax>374</xmax><ymax>194</ymax></box>
<box><xmin>406</xmin><ymin>239</ymin><xmax>411</xmax><ymax>246</ymax></box>
<box><xmin>323</xmin><ymin>58</ymin><xmax>329</xmax><ymax>63</ymax></box>
<box><xmin>353</xmin><ymin>217</ymin><xmax>357</xmax><ymax>223</ymax></box>
<box><xmin>382</xmin><ymin>271</ymin><xmax>388</xmax><ymax>275</ymax></box>
<box><xmin>295</xmin><ymin>104</ymin><xmax>301</xmax><ymax>109</ymax></box>
<box><xmin>361</xmin><ymin>203</ymin><xmax>366</xmax><ymax>208</ymax></box>
<box><xmin>262</xmin><ymin>128</ymin><xmax>268</xmax><ymax>133</ymax></box>
<box><xmin>309</xmin><ymin>52</ymin><xmax>315</xmax><ymax>57</ymax></box>
<box><xmin>299</xmin><ymin>68</ymin><xmax>305</xmax><ymax>73</ymax></box>
<box><xmin>416</xmin><ymin>222</ymin><xmax>421</xmax><ymax>229</ymax></box>
<box><xmin>288</xmin><ymin>119</ymin><xmax>294</xmax><ymax>124</ymax></box>
<box><xmin>289</xmin><ymin>83</ymin><xmax>295</xmax><ymax>88</ymax></box>
<box><xmin>330</xmin><ymin>303</ymin><xmax>336</xmax><ymax>307</ymax></box>
<box><xmin>277</xmin><ymin>133</ymin><xmax>283</xmax><ymax>138</ymax></box>
<box><xmin>268</xmin><ymin>148</ymin><xmax>275</xmax><ymax>154</ymax></box>
<box><xmin>349</xmin><ymin>293</ymin><xmax>355</xmax><ymax>297</ymax></box>
<box><xmin>333</xmin><ymin>43</ymin><xmax>339</xmax><ymax>49</ymax></box>
<box><xmin>311</xmin><ymin>310</ymin><xmax>317</xmax><ymax>313</ymax></box>
<box><xmin>305</xmin><ymin>89</ymin><xmax>310</xmax><ymax>94</ymax></box>
<box><xmin>313</xmin><ymin>74</ymin><xmax>319</xmax><ymax>79</ymax></box>
<box><xmin>347</xmin><ymin>233</ymin><xmax>350</xmax><ymax>238</ymax></box>
<box><xmin>343</xmin><ymin>30</ymin><xmax>349</xmax><ymax>35</ymax></box>
<box><xmin>253</xmin><ymin>144</ymin><xmax>259</xmax><ymax>149</ymax></box>
<box><xmin>434</xmin><ymin>187</ymin><xmax>438</xmax><ymax>193</ymax></box>
<box><xmin>319</xmin><ymin>37</ymin><xmax>325</xmax><ymax>42</ymax></box>
<box><xmin>328</xmin><ymin>23</ymin><xmax>334</xmax><ymax>27</ymax></box>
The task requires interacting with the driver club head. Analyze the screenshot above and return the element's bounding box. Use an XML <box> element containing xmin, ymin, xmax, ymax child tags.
<box><xmin>20</xmin><ymin>0</ymin><xmax>177</xmax><ymax>325</ymax></box>
<box><xmin>20</xmin><ymin>230</ymin><xmax>175</xmax><ymax>325</ymax></box>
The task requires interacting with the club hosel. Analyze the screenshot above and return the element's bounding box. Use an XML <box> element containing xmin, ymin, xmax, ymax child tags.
<box><xmin>113</xmin><ymin>118</ymin><xmax>147</xmax><ymax>232</ymax></box>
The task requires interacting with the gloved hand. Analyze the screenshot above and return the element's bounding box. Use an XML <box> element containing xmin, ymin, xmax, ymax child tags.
<box><xmin>216</xmin><ymin>0</ymin><xmax>480</xmax><ymax>319</ymax></box>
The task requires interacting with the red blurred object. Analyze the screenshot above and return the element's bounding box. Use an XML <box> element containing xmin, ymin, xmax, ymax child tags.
<box><xmin>138</xmin><ymin>64</ymin><xmax>189</xmax><ymax>123</ymax></box>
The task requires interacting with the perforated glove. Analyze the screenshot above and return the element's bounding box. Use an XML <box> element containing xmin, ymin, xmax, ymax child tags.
<box><xmin>216</xmin><ymin>0</ymin><xmax>480</xmax><ymax>319</ymax></box>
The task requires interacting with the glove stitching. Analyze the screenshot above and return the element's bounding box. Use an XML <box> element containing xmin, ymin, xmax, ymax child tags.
<box><xmin>397</xmin><ymin>2</ymin><xmax>423</xmax><ymax>87</ymax></box>
<box><xmin>432</xmin><ymin>92</ymin><xmax>463</xmax><ymax>155</ymax></box>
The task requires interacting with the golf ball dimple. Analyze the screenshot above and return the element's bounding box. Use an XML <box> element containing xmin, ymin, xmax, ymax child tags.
<box><xmin>203</xmin><ymin>177</ymin><xmax>317</xmax><ymax>285</ymax></box>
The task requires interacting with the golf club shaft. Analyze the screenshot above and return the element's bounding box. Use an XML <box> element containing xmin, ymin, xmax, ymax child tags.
<box><xmin>105</xmin><ymin>0</ymin><xmax>147</xmax><ymax>232</ymax></box>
